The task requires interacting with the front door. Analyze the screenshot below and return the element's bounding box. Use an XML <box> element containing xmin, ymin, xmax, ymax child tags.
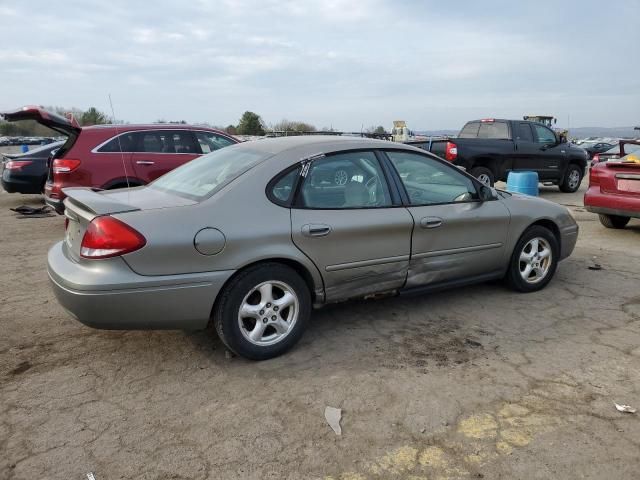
<box><xmin>531</xmin><ymin>124</ymin><xmax>566</xmax><ymax>181</ymax></box>
<box><xmin>290</xmin><ymin>150</ymin><xmax>413</xmax><ymax>301</ymax></box>
<box><xmin>384</xmin><ymin>150</ymin><xmax>510</xmax><ymax>287</ymax></box>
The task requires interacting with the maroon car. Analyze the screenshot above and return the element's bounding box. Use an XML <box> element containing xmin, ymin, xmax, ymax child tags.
<box><xmin>1</xmin><ymin>106</ymin><xmax>238</xmax><ymax>213</ymax></box>
<box><xmin>584</xmin><ymin>140</ymin><xmax>640</xmax><ymax>229</ymax></box>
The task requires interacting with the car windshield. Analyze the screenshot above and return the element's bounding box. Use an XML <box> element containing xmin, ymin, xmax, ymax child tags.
<box><xmin>149</xmin><ymin>145</ymin><xmax>270</xmax><ymax>201</ymax></box>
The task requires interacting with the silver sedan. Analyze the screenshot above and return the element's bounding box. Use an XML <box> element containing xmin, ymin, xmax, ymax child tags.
<box><xmin>48</xmin><ymin>137</ymin><xmax>578</xmax><ymax>359</ymax></box>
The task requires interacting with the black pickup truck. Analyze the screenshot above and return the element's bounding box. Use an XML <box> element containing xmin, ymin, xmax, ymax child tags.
<box><xmin>409</xmin><ymin>119</ymin><xmax>589</xmax><ymax>192</ymax></box>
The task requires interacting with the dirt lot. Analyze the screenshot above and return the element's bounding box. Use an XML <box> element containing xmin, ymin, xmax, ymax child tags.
<box><xmin>1</xmin><ymin>179</ymin><xmax>639</xmax><ymax>480</ymax></box>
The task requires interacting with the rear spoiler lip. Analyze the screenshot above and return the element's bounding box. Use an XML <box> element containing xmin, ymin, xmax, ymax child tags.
<box><xmin>62</xmin><ymin>187</ymin><xmax>140</xmax><ymax>216</ymax></box>
<box><xmin>605</xmin><ymin>161</ymin><xmax>640</xmax><ymax>169</ymax></box>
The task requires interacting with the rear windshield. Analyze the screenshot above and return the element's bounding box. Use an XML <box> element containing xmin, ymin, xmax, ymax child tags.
<box><xmin>459</xmin><ymin>121</ymin><xmax>509</xmax><ymax>139</ymax></box>
<box><xmin>148</xmin><ymin>145</ymin><xmax>270</xmax><ymax>201</ymax></box>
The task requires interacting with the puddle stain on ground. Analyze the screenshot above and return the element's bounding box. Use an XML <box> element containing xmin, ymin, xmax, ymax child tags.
<box><xmin>325</xmin><ymin>390</ymin><xmax>572</xmax><ymax>479</ymax></box>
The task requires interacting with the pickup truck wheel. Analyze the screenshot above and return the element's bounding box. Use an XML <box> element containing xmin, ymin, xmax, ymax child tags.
<box><xmin>505</xmin><ymin>225</ymin><xmax>559</xmax><ymax>293</ymax></box>
<box><xmin>559</xmin><ymin>164</ymin><xmax>582</xmax><ymax>193</ymax></box>
<box><xmin>598</xmin><ymin>214</ymin><xmax>630</xmax><ymax>229</ymax></box>
<box><xmin>470</xmin><ymin>167</ymin><xmax>495</xmax><ymax>187</ymax></box>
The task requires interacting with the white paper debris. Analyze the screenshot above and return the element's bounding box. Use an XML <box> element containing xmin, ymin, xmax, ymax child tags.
<box><xmin>325</xmin><ymin>406</ymin><xmax>342</xmax><ymax>435</ymax></box>
<box><xmin>615</xmin><ymin>403</ymin><xmax>637</xmax><ymax>414</ymax></box>
<box><xmin>87</xmin><ymin>473</ymin><xmax>97</xmax><ymax>480</ymax></box>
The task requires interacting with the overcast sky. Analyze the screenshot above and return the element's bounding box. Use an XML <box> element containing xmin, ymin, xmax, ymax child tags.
<box><xmin>1</xmin><ymin>0</ymin><xmax>638</xmax><ymax>130</ymax></box>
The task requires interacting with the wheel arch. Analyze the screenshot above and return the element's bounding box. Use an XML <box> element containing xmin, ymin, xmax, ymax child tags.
<box><xmin>527</xmin><ymin>218</ymin><xmax>561</xmax><ymax>251</ymax></box>
<box><xmin>209</xmin><ymin>257</ymin><xmax>323</xmax><ymax>323</ymax></box>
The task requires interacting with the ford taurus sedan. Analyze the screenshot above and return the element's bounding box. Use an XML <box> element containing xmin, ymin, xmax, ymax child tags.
<box><xmin>48</xmin><ymin>136</ymin><xmax>579</xmax><ymax>360</ymax></box>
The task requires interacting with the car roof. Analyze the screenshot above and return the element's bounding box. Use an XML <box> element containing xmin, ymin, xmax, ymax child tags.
<box><xmin>237</xmin><ymin>135</ymin><xmax>419</xmax><ymax>157</ymax></box>
<box><xmin>81</xmin><ymin>124</ymin><xmax>229</xmax><ymax>134</ymax></box>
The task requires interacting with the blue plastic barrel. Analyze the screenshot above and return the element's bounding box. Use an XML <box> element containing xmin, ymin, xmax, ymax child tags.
<box><xmin>506</xmin><ymin>171</ymin><xmax>539</xmax><ymax>196</ymax></box>
<box><xmin>21</xmin><ymin>144</ymin><xmax>29</xmax><ymax>153</ymax></box>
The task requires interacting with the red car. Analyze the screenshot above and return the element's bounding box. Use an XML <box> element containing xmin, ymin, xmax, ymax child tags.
<box><xmin>584</xmin><ymin>140</ymin><xmax>640</xmax><ymax>229</ymax></box>
<box><xmin>1</xmin><ymin>106</ymin><xmax>238</xmax><ymax>213</ymax></box>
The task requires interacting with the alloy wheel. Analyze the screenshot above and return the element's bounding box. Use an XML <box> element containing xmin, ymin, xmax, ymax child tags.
<box><xmin>518</xmin><ymin>237</ymin><xmax>552</xmax><ymax>284</ymax></box>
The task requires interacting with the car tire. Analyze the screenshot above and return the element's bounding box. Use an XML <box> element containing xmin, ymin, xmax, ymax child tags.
<box><xmin>559</xmin><ymin>164</ymin><xmax>582</xmax><ymax>193</ymax></box>
<box><xmin>470</xmin><ymin>166</ymin><xmax>495</xmax><ymax>187</ymax></box>
<box><xmin>505</xmin><ymin>225</ymin><xmax>559</xmax><ymax>293</ymax></box>
<box><xmin>213</xmin><ymin>263</ymin><xmax>311</xmax><ymax>360</ymax></box>
<box><xmin>598</xmin><ymin>214</ymin><xmax>630</xmax><ymax>229</ymax></box>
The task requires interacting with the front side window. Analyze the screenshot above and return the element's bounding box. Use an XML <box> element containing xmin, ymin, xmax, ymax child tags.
<box><xmin>149</xmin><ymin>145</ymin><xmax>269</xmax><ymax>201</ymax></box>
<box><xmin>533</xmin><ymin>125</ymin><xmax>556</xmax><ymax>144</ymax></box>
<box><xmin>299</xmin><ymin>151</ymin><xmax>391</xmax><ymax>209</ymax></box>
<box><xmin>195</xmin><ymin>131</ymin><xmax>236</xmax><ymax>153</ymax></box>
<box><xmin>387</xmin><ymin>151</ymin><xmax>478</xmax><ymax>205</ymax></box>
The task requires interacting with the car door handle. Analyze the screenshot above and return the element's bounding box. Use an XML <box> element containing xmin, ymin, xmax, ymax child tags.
<box><xmin>302</xmin><ymin>224</ymin><xmax>331</xmax><ymax>237</ymax></box>
<box><xmin>136</xmin><ymin>160</ymin><xmax>155</xmax><ymax>165</ymax></box>
<box><xmin>420</xmin><ymin>217</ymin><xmax>443</xmax><ymax>229</ymax></box>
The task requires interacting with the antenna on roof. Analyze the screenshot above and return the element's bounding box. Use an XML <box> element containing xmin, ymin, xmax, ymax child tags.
<box><xmin>108</xmin><ymin>94</ymin><xmax>130</xmax><ymax>190</ymax></box>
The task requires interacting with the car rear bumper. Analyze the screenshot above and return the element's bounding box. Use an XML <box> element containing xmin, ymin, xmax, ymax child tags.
<box><xmin>1</xmin><ymin>171</ymin><xmax>43</xmax><ymax>194</ymax></box>
<box><xmin>584</xmin><ymin>187</ymin><xmax>640</xmax><ymax>219</ymax></box>
<box><xmin>44</xmin><ymin>194</ymin><xmax>65</xmax><ymax>214</ymax></box>
<box><xmin>47</xmin><ymin>241</ymin><xmax>235</xmax><ymax>330</ymax></box>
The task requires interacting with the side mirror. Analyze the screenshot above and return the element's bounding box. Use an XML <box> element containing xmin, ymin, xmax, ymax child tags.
<box><xmin>478</xmin><ymin>185</ymin><xmax>497</xmax><ymax>201</ymax></box>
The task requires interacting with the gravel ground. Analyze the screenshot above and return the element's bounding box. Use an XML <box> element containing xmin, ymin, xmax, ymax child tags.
<box><xmin>1</xmin><ymin>179</ymin><xmax>639</xmax><ymax>480</ymax></box>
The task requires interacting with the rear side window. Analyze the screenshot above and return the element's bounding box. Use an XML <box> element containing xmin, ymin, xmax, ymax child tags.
<box><xmin>97</xmin><ymin>133</ymin><xmax>136</xmax><ymax>153</ymax></box>
<box><xmin>269</xmin><ymin>167</ymin><xmax>301</xmax><ymax>205</ymax></box>
<box><xmin>459</xmin><ymin>121</ymin><xmax>509</xmax><ymax>139</ymax></box>
<box><xmin>515</xmin><ymin>123</ymin><xmax>533</xmax><ymax>142</ymax></box>
<box><xmin>132</xmin><ymin>131</ymin><xmax>198</xmax><ymax>154</ymax></box>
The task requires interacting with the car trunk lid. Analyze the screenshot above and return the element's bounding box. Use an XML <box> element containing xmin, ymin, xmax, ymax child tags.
<box><xmin>62</xmin><ymin>187</ymin><xmax>196</xmax><ymax>261</ymax></box>
<box><xmin>604</xmin><ymin>161</ymin><xmax>640</xmax><ymax>195</ymax></box>
<box><xmin>1</xmin><ymin>106</ymin><xmax>82</xmax><ymax>136</ymax></box>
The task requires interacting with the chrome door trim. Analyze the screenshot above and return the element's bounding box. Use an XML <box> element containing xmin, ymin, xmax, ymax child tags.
<box><xmin>412</xmin><ymin>242</ymin><xmax>503</xmax><ymax>260</ymax></box>
<box><xmin>326</xmin><ymin>254</ymin><xmax>410</xmax><ymax>272</ymax></box>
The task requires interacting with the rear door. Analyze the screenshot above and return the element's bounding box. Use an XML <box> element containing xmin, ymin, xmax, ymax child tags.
<box><xmin>531</xmin><ymin>124</ymin><xmax>566</xmax><ymax>181</ymax></box>
<box><xmin>384</xmin><ymin>150</ymin><xmax>510</xmax><ymax>287</ymax></box>
<box><xmin>129</xmin><ymin>130</ymin><xmax>200</xmax><ymax>182</ymax></box>
<box><xmin>290</xmin><ymin>150</ymin><xmax>414</xmax><ymax>301</ymax></box>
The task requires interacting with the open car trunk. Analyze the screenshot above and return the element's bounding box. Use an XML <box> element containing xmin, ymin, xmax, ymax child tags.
<box><xmin>0</xmin><ymin>106</ymin><xmax>81</xmax><ymax>137</ymax></box>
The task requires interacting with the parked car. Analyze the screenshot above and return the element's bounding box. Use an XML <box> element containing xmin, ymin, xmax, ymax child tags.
<box><xmin>0</xmin><ymin>106</ymin><xmax>239</xmax><ymax>213</ymax></box>
<box><xmin>1</xmin><ymin>141</ymin><xmax>65</xmax><ymax>193</ymax></box>
<box><xmin>408</xmin><ymin>119</ymin><xmax>588</xmax><ymax>192</ymax></box>
<box><xmin>48</xmin><ymin>136</ymin><xmax>578</xmax><ymax>360</ymax></box>
<box><xmin>581</xmin><ymin>142</ymin><xmax>615</xmax><ymax>159</ymax></box>
<box><xmin>591</xmin><ymin>141</ymin><xmax>640</xmax><ymax>166</ymax></box>
<box><xmin>584</xmin><ymin>141</ymin><xmax>640</xmax><ymax>229</ymax></box>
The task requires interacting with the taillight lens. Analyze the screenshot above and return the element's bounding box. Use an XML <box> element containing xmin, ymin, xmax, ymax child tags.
<box><xmin>589</xmin><ymin>165</ymin><xmax>601</xmax><ymax>186</ymax></box>
<box><xmin>592</xmin><ymin>154</ymin><xmax>600</xmax><ymax>163</ymax></box>
<box><xmin>80</xmin><ymin>216</ymin><xmax>146</xmax><ymax>259</ymax></box>
<box><xmin>5</xmin><ymin>160</ymin><xmax>33</xmax><ymax>170</ymax></box>
<box><xmin>52</xmin><ymin>158</ymin><xmax>81</xmax><ymax>173</ymax></box>
<box><xmin>445</xmin><ymin>141</ymin><xmax>458</xmax><ymax>161</ymax></box>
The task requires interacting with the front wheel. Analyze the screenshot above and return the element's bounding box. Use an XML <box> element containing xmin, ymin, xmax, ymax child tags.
<box><xmin>598</xmin><ymin>214</ymin><xmax>630</xmax><ymax>229</ymax></box>
<box><xmin>559</xmin><ymin>164</ymin><xmax>582</xmax><ymax>193</ymax></box>
<box><xmin>505</xmin><ymin>226</ymin><xmax>559</xmax><ymax>292</ymax></box>
<box><xmin>213</xmin><ymin>263</ymin><xmax>311</xmax><ymax>360</ymax></box>
<box><xmin>470</xmin><ymin>166</ymin><xmax>495</xmax><ymax>187</ymax></box>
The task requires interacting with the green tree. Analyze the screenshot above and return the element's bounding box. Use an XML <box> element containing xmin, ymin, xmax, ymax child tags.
<box><xmin>236</xmin><ymin>111</ymin><xmax>265</xmax><ymax>136</ymax></box>
<box><xmin>79</xmin><ymin>107</ymin><xmax>110</xmax><ymax>126</ymax></box>
<box><xmin>225</xmin><ymin>125</ymin><xmax>238</xmax><ymax>135</ymax></box>
<box><xmin>272</xmin><ymin>119</ymin><xmax>317</xmax><ymax>133</ymax></box>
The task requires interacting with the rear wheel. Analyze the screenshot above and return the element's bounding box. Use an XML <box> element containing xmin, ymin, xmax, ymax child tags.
<box><xmin>559</xmin><ymin>164</ymin><xmax>582</xmax><ymax>192</ymax></box>
<box><xmin>470</xmin><ymin>166</ymin><xmax>495</xmax><ymax>187</ymax></box>
<box><xmin>213</xmin><ymin>263</ymin><xmax>311</xmax><ymax>360</ymax></box>
<box><xmin>506</xmin><ymin>225</ymin><xmax>559</xmax><ymax>292</ymax></box>
<box><xmin>598</xmin><ymin>214</ymin><xmax>630</xmax><ymax>229</ymax></box>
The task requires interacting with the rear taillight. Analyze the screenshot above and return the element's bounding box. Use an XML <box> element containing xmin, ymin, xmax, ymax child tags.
<box><xmin>4</xmin><ymin>160</ymin><xmax>33</xmax><ymax>170</ymax></box>
<box><xmin>80</xmin><ymin>216</ymin><xmax>146</xmax><ymax>259</ymax></box>
<box><xmin>589</xmin><ymin>165</ymin><xmax>602</xmax><ymax>186</ymax></box>
<box><xmin>592</xmin><ymin>154</ymin><xmax>600</xmax><ymax>163</ymax></box>
<box><xmin>445</xmin><ymin>141</ymin><xmax>458</xmax><ymax>161</ymax></box>
<box><xmin>52</xmin><ymin>158</ymin><xmax>81</xmax><ymax>174</ymax></box>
